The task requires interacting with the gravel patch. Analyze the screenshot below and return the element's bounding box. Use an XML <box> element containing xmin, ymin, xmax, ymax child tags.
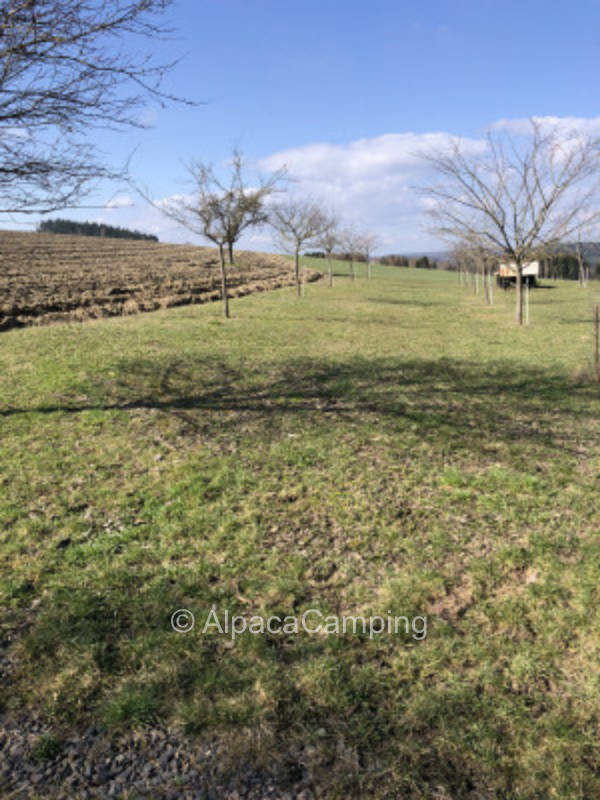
<box><xmin>0</xmin><ymin>715</ymin><xmax>316</xmax><ymax>799</ymax></box>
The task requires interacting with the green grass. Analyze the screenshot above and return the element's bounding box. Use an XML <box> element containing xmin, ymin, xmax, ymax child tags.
<box><xmin>1</xmin><ymin>262</ymin><xmax>600</xmax><ymax>798</ymax></box>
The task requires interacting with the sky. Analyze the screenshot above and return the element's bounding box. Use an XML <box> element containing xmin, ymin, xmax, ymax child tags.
<box><xmin>6</xmin><ymin>0</ymin><xmax>600</xmax><ymax>252</ymax></box>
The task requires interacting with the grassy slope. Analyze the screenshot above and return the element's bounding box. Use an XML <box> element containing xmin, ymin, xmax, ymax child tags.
<box><xmin>1</xmin><ymin>261</ymin><xmax>600</xmax><ymax>798</ymax></box>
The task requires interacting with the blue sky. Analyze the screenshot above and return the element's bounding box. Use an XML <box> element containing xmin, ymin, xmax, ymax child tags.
<box><xmin>9</xmin><ymin>0</ymin><xmax>600</xmax><ymax>251</ymax></box>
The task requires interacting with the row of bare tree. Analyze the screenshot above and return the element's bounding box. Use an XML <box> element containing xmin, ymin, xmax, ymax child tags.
<box><xmin>451</xmin><ymin>237</ymin><xmax>592</xmax><ymax>305</ymax></box>
<box><xmin>142</xmin><ymin>154</ymin><xmax>380</xmax><ymax>316</ymax></box>
<box><xmin>273</xmin><ymin>205</ymin><xmax>380</xmax><ymax>290</ymax></box>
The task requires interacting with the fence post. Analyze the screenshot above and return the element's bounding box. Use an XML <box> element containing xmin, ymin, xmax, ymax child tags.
<box><xmin>595</xmin><ymin>304</ymin><xmax>599</xmax><ymax>381</ymax></box>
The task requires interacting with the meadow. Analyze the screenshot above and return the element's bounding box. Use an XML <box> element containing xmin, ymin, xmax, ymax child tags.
<box><xmin>1</xmin><ymin>257</ymin><xmax>599</xmax><ymax>798</ymax></box>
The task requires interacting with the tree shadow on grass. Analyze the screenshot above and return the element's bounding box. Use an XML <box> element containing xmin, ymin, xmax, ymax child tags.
<box><xmin>3</xmin><ymin>354</ymin><xmax>600</xmax><ymax>797</ymax></box>
<box><xmin>1</xmin><ymin>354</ymin><xmax>597</xmax><ymax>459</ymax></box>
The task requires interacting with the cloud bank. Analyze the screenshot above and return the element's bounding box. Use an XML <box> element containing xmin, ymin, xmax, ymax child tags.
<box><xmin>259</xmin><ymin>132</ymin><xmax>487</xmax><ymax>252</ymax></box>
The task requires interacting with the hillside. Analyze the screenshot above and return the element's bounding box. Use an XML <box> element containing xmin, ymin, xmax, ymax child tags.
<box><xmin>0</xmin><ymin>230</ymin><xmax>320</xmax><ymax>330</ymax></box>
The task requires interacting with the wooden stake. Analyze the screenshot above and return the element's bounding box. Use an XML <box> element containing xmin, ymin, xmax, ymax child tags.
<box><xmin>595</xmin><ymin>304</ymin><xmax>599</xmax><ymax>381</ymax></box>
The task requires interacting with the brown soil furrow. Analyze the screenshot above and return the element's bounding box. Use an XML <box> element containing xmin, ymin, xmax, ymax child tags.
<box><xmin>0</xmin><ymin>231</ymin><xmax>321</xmax><ymax>329</ymax></box>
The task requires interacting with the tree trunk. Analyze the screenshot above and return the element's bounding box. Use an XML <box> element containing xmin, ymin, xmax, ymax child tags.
<box><xmin>349</xmin><ymin>258</ymin><xmax>355</xmax><ymax>281</ymax></box>
<box><xmin>218</xmin><ymin>244</ymin><xmax>229</xmax><ymax>318</ymax></box>
<box><xmin>367</xmin><ymin>260</ymin><xmax>371</xmax><ymax>279</ymax></box>
<box><xmin>515</xmin><ymin>267</ymin><xmax>523</xmax><ymax>325</ymax></box>
<box><xmin>483</xmin><ymin>269</ymin><xmax>491</xmax><ymax>304</ymax></box>
<box><xmin>295</xmin><ymin>250</ymin><xmax>301</xmax><ymax>297</ymax></box>
<box><xmin>595</xmin><ymin>305</ymin><xmax>599</xmax><ymax>381</ymax></box>
<box><xmin>327</xmin><ymin>255</ymin><xmax>333</xmax><ymax>287</ymax></box>
<box><xmin>575</xmin><ymin>242</ymin><xmax>585</xmax><ymax>287</ymax></box>
<box><xmin>227</xmin><ymin>240</ymin><xmax>234</xmax><ymax>265</ymax></box>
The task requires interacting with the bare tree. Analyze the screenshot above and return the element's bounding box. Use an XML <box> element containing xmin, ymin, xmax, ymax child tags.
<box><xmin>420</xmin><ymin>119</ymin><xmax>600</xmax><ymax>324</ymax></box>
<box><xmin>340</xmin><ymin>227</ymin><xmax>361</xmax><ymax>282</ymax></box>
<box><xmin>270</xmin><ymin>198</ymin><xmax>328</xmax><ymax>297</ymax></box>
<box><xmin>451</xmin><ymin>242</ymin><xmax>474</xmax><ymax>290</ymax></box>
<box><xmin>356</xmin><ymin>231</ymin><xmax>380</xmax><ymax>279</ymax></box>
<box><xmin>0</xmin><ymin>0</ymin><xmax>190</xmax><ymax>213</ymax></box>
<box><xmin>180</xmin><ymin>151</ymin><xmax>285</xmax><ymax>265</ymax></box>
<box><xmin>538</xmin><ymin>239</ymin><xmax>562</xmax><ymax>282</ymax></box>
<box><xmin>454</xmin><ymin>239</ymin><xmax>496</xmax><ymax>303</ymax></box>
<box><xmin>142</xmin><ymin>152</ymin><xmax>283</xmax><ymax>318</ymax></box>
<box><xmin>451</xmin><ymin>242</ymin><xmax>473</xmax><ymax>287</ymax></box>
<box><xmin>316</xmin><ymin>214</ymin><xmax>340</xmax><ymax>287</ymax></box>
<box><xmin>575</xmin><ymin>238</ymin><xmax>589</xmax><ymax>287</ymax></box>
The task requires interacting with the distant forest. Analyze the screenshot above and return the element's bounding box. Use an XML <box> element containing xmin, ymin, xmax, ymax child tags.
<box><xmin>304</xmin><ymin>251</ymin><xmax>439</xmax><ymax>270</ymax></box>
<box><xmin>381</xmin><ymin>248</ymin><xmax>600</xmax><ymax>280</ymax></box>
<box><xmin>38</xmin><ymin>219</ymin><xmax>158</xmax><ymax>242</ymax></box>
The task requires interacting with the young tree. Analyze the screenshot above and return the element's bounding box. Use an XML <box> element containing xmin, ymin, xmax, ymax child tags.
<box><xmin>420</xmin><ymin>119</ymin><xmax>600</xmax><ymax>324</ymax></box>
<box><xmin>0</xmin><ymin>0</ymin><xmax>190</xmax><ymax>214</ymax></box>
<box><xmin>454</xmin><ymin>239</ymin><xmax>496</xmax><ymax>303</ymax></box>
<box><xmin>157</xmin><ymin>189</ymin><xmax>231</xmax><ymax>319</ymax></box>
<box><xmin>183</xmin><ymin>151</ymin><xmax>286</xmax><ymax>266</ymax></box>
<box><xmin>575</xmin><ymin>238</ymin><xmax>589</xmax><ymax>287</ymax></box>
<box><xmin>270</xmin><ymin>198</ymin><xmax>328</xmax><ymax>296</ymax></box>
<box><xmin>316</xmin><ymin>215</ymin><xmax>340</xmax><ymax>287</ymax></box>
<box><xmin>340</xmin><ymin>227</ymin><xmax>360</xmax><ymax>281</ymax></box>
<box><xmin>142</xmin><ymin>152</ymin><xmax>284</xmax><ymax>318</ymax></box>
<box><xmin>356</xmin><ymin>231</ymin><xmax>380</xmax><ymax>279</ymax></box>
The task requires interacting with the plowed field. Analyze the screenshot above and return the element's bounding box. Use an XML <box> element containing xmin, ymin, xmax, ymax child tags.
<box><xmin>0</xmin><ymin>230</ymin><xmax>320</xmax><ymax>329</ymax></box>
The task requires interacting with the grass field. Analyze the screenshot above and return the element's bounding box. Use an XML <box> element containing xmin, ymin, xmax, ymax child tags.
<box><xmin>1</xmin><ymin>259</ymin><xmax>600</xmax><ymax>798</ymax></box>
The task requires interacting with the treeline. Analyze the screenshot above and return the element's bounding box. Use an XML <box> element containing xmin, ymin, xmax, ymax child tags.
<box><xmin>539</xmin><ymin>253</ymin><xmax>599</xmax><ymax>281</ymax></box>
<box><xmin>304</xmin><ymin>250</ymin><xmax>369</xmax><ymax>263</ymax></box>
<box><xmin>38</xmin><ymin>219</ymin><xmax>158</xmax><ymax>242</ymax></box>
<box><xmin>379</xmin><ymin>254</ymin><xmax>438</xmax><ymax>269</ymax></box>
<box><xmin>304</xmin><ymin>251</ymin><xmax>439</xmax><ymax>269</ymax></box>
<box><xmin>308</xmin><ymin>248</ymin><xmax>600</xmax><ymax>279</ymax></box>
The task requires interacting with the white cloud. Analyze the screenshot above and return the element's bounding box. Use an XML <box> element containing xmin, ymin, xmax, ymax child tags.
<box><xmin>104</xmin><ymin>194</ymin><xmax>134</xmax><ymax>209</ymax></box>
<box><xmin>260</xmin><ymin>132</ymin><xmax>486</xmax><ymax>252</ymax></box>
<box><xmin>491</xmin><ymin>115</ymin><xmax>600</xmax><ymax>138</ymax></box>
<box><xmin>262</xmin><ymin>132</ymin><xmax>483</xmax><ymax>182</ymax></box>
